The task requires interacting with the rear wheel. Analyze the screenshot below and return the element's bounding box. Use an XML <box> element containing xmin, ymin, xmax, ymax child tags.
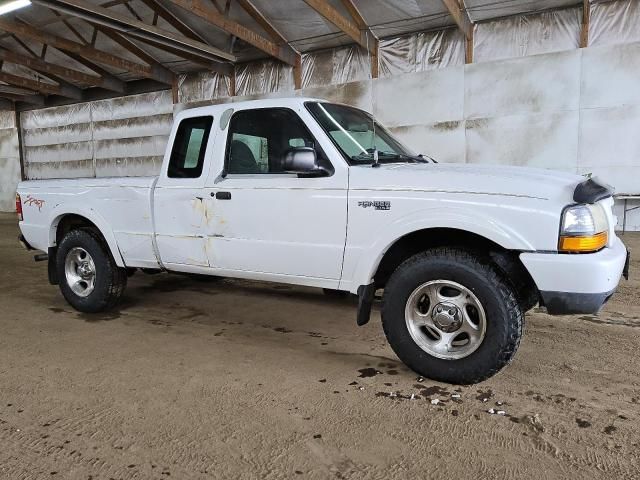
<box><xmin>56</xmin><ymin>229</ymin><xmax>127</xmax><ymax>313</ymax></box>
<box><xmin>382</xmin><ymin>248</ymin><xmax>523</xmax><ymax>384</ymax></box>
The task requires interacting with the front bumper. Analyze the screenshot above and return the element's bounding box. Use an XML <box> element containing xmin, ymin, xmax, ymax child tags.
<box><xmin>520</xmin><ymin>237</ymin><xmax>628</xmax><ymax>315</ymax></box>
<box><xmin>539</xmin><ymin>289</ymin><xmax>616</xmax><ymax>315</ymax></box>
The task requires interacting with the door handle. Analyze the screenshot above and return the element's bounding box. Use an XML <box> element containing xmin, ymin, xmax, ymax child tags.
<box><xmin>214</xmin><ymin>191</ymin><xmax>232</xmax><ymax>200</ymax></box>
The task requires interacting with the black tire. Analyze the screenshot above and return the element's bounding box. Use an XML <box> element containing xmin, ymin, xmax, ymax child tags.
<box><xmin>381</xmin><ymin>248</ymin><xmax>524</xmax><ymax>385</ymax></box>
<box><xmin>56</xmin><ymin>229</ymin><xmax>127</xmax><ymax>313</ymax></box>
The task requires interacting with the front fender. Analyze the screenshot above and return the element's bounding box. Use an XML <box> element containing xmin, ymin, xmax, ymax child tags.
<box><xmin>345</xmin><ymin>207</ymin><xmax>536</xmax><ymax>292</ymax></box>
<box><xmin>49</xmin><ymin>204</ymin><xmax>126</xmax><ymax>267</ymax></box>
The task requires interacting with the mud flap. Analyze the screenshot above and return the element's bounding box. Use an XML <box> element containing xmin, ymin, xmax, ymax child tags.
<box><xmin>623</xmin><ymin>248</ymin><xmax>630</xmax><ymax>280</ymax></box>
<box><xmin>356</xmin><ymin>283</ymin><xmax>376</xmax><ymax>326</ymax></box>
<box><xmin>48</xmin><ymin>247</ymin><xmax>59</xmax><ymax>285</ymax></box>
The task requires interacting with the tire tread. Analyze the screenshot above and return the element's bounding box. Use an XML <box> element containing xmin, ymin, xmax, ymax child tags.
<box><xmin>381</xmin><ymin>247</ymin><xmax>524</xmax><ymax>384</ymax></box>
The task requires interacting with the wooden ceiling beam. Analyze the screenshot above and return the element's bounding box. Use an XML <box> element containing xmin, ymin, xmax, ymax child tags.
<box><xmin>0</xmin><ymin>0</ymin><xmax>128</xmax><ymax>40</ymax></box>
<box><xmin>0</xmin><ymin>70</ymin><xmax>82</xmax><ymax>98</ymax></box>
<box><xmin>235</xmin><ymin>0</ymin><xmax>287</xmax><ymax>45</ymax></box>
<box><xmin>56</xmin><ymin>50</ymin><xmax>126</xmax><ymax>92</ymax></box>
<box><xmin>0</xmin><ymin>83</ymin><xmax>36</xmax><ymax>96</ymax></box>
<box><xmin>138</xmin><ymin>0</ymin><xmax>208</xmax><ymax>44</ymax></box>
<box><xmin>32</xmin><ymin>0</ymin><xmax>235</xmax><ymax>63</ymax></box>
<box><xmin>440</xmin><ymin>0</ymin><xmax>473</xmax><ymax>63</ymax></box>
<box><xmin>169</xmin><ymin>0</ymin><xmax>298</xmax><ymax>66</ymax></box>
<box><xmin>303</xmin><ymin>0</ymin><xmax>378</xmax><ymax>77</ymax></box>
<box><xmin>0</xmin><ymin>47</ymin><xmax>122</xmax><ymax>92</ymax></box>
<box><xmin>303</xmin><ymin>0</ymin><xmax>361</xmax><ymax>45</ymax></box>
<box><xmin>0</xmin><ymin>91</ymin><xmax>45</xmax><ymax>105</ymax></box>
<box><xmin>90</xmin><ymin>24</ymin><xmax>176</xmax><ymax>83</ymax></box>
<box><xmin>0</xmin><ymin>18</ymin><xmax>154</xmax><ymax>78</ymax></box>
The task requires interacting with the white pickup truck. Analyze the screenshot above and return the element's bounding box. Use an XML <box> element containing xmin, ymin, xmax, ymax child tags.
<box><xmin>16</xmin><ymin>97</ymin><xmax>630</xmax><ymax>384</ymax></box>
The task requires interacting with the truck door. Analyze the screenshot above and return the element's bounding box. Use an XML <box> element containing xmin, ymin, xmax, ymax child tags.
<box><xmin>203</xmin><ymin>107</ymin><xmax>348</xmax><ymax>283</ymax></box>
<box><xmin>153</xmin><ymin>115</ymin><xmax>215</xmax><ymax>267</ymax></box>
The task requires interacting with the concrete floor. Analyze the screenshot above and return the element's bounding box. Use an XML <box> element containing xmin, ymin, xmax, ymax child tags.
<box><xmin>1</xmin><ymin>212</ymin><xmax>639</xmax><ymax>479</ymax></box>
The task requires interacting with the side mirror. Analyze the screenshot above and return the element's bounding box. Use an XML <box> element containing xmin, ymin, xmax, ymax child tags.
<box><xmin>283</xmin><ymin>147</ymin><xmax>328</xmax><ymax>177</ymax></box>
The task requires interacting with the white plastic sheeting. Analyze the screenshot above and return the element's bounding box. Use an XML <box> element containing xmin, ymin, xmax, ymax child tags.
<box><xmin>590</xmin><ymin>0</ymin><xmax>640</xmax><ymax>46</ymax></box>
<box><xmin>0</xmin><ymin>110</ymin><xmax>20</xmax><ymax>211</ymax></box>
<box><xmin>474</xmin><ymin>7</ymin><xmax>581</xmax><ymax>63</ymax></box>
<box><xmin>236</xmin><ymin>59</ymin><xmax>294</xmax><ymax>96</ymax></box>
<box><xmin>302</xmin><ymin>45</ymin><xmax>371</xmax><ymax>88</ymax></box>
<box><xmin>21</xmin><ymin>91</ymin><xmax>173</xmax><ymax>179</ymax></box>
<box><xmin>177</xmin><ymin>72</ymin><xmax>231</xmax><ymax>105</ymax></box>
<box><xmin>379</xmin><ymin>28</ymin><xmax>464</xmax><ymax>77</ymax></box>
<box><xmin>174</xmin><ymin>2</ymin><xmax>640</xmax><ymax>104</ymax></box>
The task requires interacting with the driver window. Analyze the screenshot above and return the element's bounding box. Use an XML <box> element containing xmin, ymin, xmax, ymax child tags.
<box><xmin>226</xmin><ymin>108</ymin><xmax>324</xmax><ymax>174</ymax></box>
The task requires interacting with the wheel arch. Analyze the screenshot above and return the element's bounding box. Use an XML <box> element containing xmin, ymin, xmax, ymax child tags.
<box><xmin>365</xmin><ymin>227</ymin><xmax>538</xmax><ymax>309</ymax></box>
<box><xmin>49</xmin><ymin>208</ymin><xmax>126</xmax><ymax>267</ymax></box>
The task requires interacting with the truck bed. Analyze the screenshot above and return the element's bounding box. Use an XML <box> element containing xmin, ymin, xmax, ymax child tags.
<box><xmin>18</xmin><ymin>176</ymin><xmax>160</xmax><ymax>268</ymax></box>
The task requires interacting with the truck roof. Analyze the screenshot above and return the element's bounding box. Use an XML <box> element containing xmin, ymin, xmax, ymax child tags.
<box><xmin>174</xmin><ymin>96</ymin><xmax>329</xmax><ymax>121</ymax></box>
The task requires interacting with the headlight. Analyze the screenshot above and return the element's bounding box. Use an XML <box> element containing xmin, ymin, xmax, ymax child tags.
<box><xmin>558</xmin><ymin>204</ymin><xmax>608</xmax><ymax>253</ymax></box>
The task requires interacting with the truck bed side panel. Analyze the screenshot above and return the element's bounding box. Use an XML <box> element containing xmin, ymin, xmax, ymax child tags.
<box><xmin>18</xmin><ymin>177</ymin><xmax>159</xmax><ymax>269</ymax></box>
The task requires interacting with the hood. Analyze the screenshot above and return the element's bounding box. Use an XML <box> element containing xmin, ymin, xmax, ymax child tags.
<box><xmin>349</xmin><ymin>162</ymin><xmax>583</xmax><ymax>202</ymax></box>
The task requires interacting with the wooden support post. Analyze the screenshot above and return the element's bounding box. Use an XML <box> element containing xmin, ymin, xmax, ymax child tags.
<box><xmin>581</xmin><ymin>0</ymin><xmax>590</xmax><ymax>48</ymax></box>
<box><xmin>229</xmin><ymin>69</ymin><xmax>236</xmax><ymax>97</ymax></box>
<box><xmin>293</xmin><ymin>55</ymin><xmax>302</xmax><ymax>90</ymax></box>
<box><xmin>441</xmin><ymin>0</ymin><xmax>474</xmax><ymax>64</ymax></box>
<box><xmin>466</xmin><ymin>26</ymin><xmax>474</xmax><ymax>64</ymax></box>
<box><xmin>15</xmin><ymin>109</ymin><xmax>26</xmax><ymax>181</ymax></box>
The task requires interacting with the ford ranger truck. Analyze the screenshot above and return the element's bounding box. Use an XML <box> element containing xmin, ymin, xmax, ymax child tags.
<box><xmin>16</xmin><ymin>97</ymin><xmax>630</xmax><ymax>384</ymax></box>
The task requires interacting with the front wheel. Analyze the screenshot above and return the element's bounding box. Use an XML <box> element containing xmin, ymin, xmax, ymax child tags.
<box><xmin>56</xmin><ymin>229</ymin><xmax>127</xmax><ymax>313</ymax></box>
<box><xmin>381</xmin><ymin>248</ymin><xmax>523</xmax><ymax>384</ymax></box>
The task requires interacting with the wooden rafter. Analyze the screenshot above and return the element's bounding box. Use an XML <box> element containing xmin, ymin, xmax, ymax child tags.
<box><xmin>169</xmin><ymin>0</ymin><xmax>298</xmax><ymax>66</ymax></box>
<box><xmin>0</xmin><ymin>0</ymin><xmax>128</xmax><ymax>40</ymax></box>
<box><xmin>0</xmin><ymin>91</ymin><xmax>44</xmax><ymax>105</ymax></box>
<box><xmin>90</xmin><ymin>24</ymin><xmax>176</xmax><ymax>83</ymax></box>
<box><xmin>303</xmin><ymin>0</ymin><xmax>360</xmax><ymax>45</ymax></box>
<box><xmin>0</xmin><ymin>18</ymin><xmax>155</xmax><ymax>78</ymax></box>
<box><xmin>57</xmin><ymin>50</ymin><xmax>126</xmax><ymax>92</ymax></box>
<box><xmin>0</xmin><ymin>83</ymin><xmax>37</xmax><ymax>96</ymax></box>
<box><xmin>138</xmin><ymin>0</ymin><xmax>208</xmax><ymax>45</ymax></box>
<box><xmin>234</xmin><ymin>0</ymin><xmax>301</xmax><ymax>87</ymax></box>
<box><xmin>302</xmin><ymin>0</ymin><xmax>378</xmax><ymax>77</ymax></box>
<box><xmin>8</xmin><ymin>17</ymin><xmax>126</xmax><ymax>92</ymax></box>
<box><xmin>0</xmin><ymin>47</ymin><xmax>121</xmax><ymax>92</ymax></box>
<box><xmin>236</xmin><ymin>0</ymin><xmax>287</xmax><ymax>45</ymax></box>
<box><xmin>0</xmin><ymin>70</ymin><xmax>81</xmax><ymax>98</ymax></box>
<box><xmin>440</xmin><ymin>0</ymin><xmax>473</xmax><ymax>63</ymax></box>
<box><xmin>31</xmin><ymin>0</ymin><xmax>235</xmax><ymax>63</ymax></box>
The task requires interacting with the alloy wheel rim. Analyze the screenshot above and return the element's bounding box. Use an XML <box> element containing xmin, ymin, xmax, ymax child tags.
<box><xmin>64</xmin><ymin>247</ymin><xmax>96</xmax><ymax>298</ymax></box>
<box><xmin>404</xmin><ymin>280</ymin><xmax>486</xmax><ymax>360</ymax></box>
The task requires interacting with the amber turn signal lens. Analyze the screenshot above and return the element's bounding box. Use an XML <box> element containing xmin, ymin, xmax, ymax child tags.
<box><xmin>558</xmin><ymin>231</ymin><xmax>608</xmax><ymax>253</ymax></box>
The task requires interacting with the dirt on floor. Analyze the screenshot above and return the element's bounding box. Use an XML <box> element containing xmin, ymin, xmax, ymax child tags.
<box><xmin>1</xmin><ymin>212</ymin><xmax>639</xmax><ymax>479</ymax></box>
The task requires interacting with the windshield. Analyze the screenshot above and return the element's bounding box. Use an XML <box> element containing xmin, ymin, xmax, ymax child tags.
<box><xmin>305</xmin><ymin>101</ymin><xmax>419</xmax><ymax>165</ymax></box>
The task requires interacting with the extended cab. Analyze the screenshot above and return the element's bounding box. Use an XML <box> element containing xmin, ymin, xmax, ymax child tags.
<box><xmin>16</xmin><ymin>97</ymin><xmax>630</xmax><ymax>384</ymax></box>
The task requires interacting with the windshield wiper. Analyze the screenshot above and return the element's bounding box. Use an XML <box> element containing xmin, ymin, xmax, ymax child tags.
<box><xmin>350</xmin><ymin>151</ymin><xmax>439</xmax><ymax>167</ymax></box>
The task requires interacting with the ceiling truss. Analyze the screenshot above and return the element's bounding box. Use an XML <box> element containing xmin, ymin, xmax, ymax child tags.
<box><xmin>0</xmin><ymin>0</ymin><xmax>570</xmax><ymax>110</ymax></box>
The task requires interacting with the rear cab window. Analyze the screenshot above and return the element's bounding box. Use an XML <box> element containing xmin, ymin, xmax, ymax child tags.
<box><xmin>168</xmin><ymin>116</ymin><xmax>213</xmax><ymax>178</ymax></box>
